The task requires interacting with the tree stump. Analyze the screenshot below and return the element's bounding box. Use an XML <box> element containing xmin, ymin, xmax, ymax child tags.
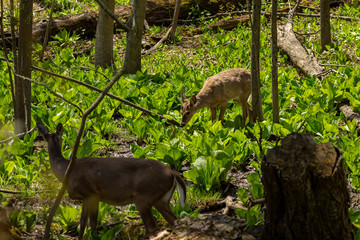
<box><xmin>261</xmin><ymin>133</ymin><xmax>352</xmax><ymax>240</ymax></box>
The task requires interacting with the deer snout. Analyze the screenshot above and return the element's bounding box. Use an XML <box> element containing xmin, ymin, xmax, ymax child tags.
<box><xmin>180</xmin><ymin>122</ymin><xmax>186</xmax><ymax>127</ymax></box>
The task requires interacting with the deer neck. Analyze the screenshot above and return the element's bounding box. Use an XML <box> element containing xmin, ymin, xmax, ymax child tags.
<box><xmin>47</xmin><ymin>140</ymin><xmax>69</xmax><ymax>182</ymax></box>
<box><xmin>194</xmin><ymin>91</ymin><xmax>210</xmax><ymax>110</ymax></box>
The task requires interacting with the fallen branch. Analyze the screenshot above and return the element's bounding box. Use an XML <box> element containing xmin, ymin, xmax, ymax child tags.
<box><xmin>219</xmin><ymin>196</ymin><xmax>247</xmax><ymax>214</ymax></box>
<box><xmin>277</xmin><ymin>0</ymin><xmax>324</xmax><ymax>76</ymax></box>
<box><xmin>0</xmin><ymin>189</ymin><xmax>22</xmax><ymax>194</ymax></box>
<box><xmin>338</xmin><ymin>100</ymin><xmax>360</xmax><ymax>132</ymax></box>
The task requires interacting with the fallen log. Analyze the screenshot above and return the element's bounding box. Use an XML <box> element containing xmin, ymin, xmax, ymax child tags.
<box><xmin>277</xmin><ymin>1</ymin><xmax>323</xmax><ymax>76</ymax></box>
<box><xmin>338</xmin><ymin>99</ymin><xmax>360</xmax><ymax>132</ymax></box>
<box><xmin>3</xmin><ymin>0</ymin><xmax>245</xmax><ymax>47</ymax></box>
<box><xmin>261</xmin><ymin>133</ymin><xmax>352</xmax><ymax>240</ymax></box>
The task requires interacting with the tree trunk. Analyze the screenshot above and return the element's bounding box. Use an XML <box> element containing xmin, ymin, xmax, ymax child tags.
<box><xmin>15</xmin><ymin>0</ymin><xmax>32</xmax><ymax>134</ymax></box>
<box><xmin>320</xmin><ymin>0</ymin><xmax>331</xmax><ymax>51</ymax></box>
<box><xmin>95</xmin><ymin>0</ymin><xmax>115</xmax><ymax>68</ymax></box>
<box><xmin>169</xmin><ymin>0</ymin><xmax>182</xmax><ymax>40</ymax></box>
<box><xmin>271</xmin><ymin>0</ymin><xmax>279</xmax><ymax>123</ymax></box>
<box><xmin>122</xmin><ymin>0</ymin><xmax>147</xmax><ymax>74</ymax></box>
<box><xmin>251</xmin><ymin>0</ymin><xmax>263</xmax><ymax>121</ymax></box>
<box><xmin>261</xmin><ymin>133</ymin><xmax>352</xmax><ymax>240</ymax></box>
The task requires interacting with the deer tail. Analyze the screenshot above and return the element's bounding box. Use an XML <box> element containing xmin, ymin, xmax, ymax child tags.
<box><xmin>174</xmin><ymin>173</ymin><xmax>186</xmax><ymax>207</ymax></box>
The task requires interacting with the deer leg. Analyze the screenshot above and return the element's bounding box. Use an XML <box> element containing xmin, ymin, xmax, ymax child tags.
<box><xmin>247</xmin><ymin>102</ymin><xmax>253</xmax><ymax>123</ymax></box>
<box><xmin>219</xmin><ymin>103</ymin><xmax>227</xmax><ymax>125</ymax></box>
<box><xmin>79</xmin><ymin>202</ymin><xmax>89</xmax><ymax>240</ymax></box>
<box><xmin>210</xmin><ymin>107</ymin><xmax>217</xmax><ymax>122</ymax></box>
<box><xmin>87</xmin><ymin>197</ymin><xmax>99</xmax><ymax>231</ymax></box>
<box><xmin>136</xmin><ymin>203</ymin><xmax>157</xmax><ymax>235</ymax></box>
<box><xmin>235</xmin><ymin>99</ymin><xmax>247</xmax><ymax>126</ymax></box>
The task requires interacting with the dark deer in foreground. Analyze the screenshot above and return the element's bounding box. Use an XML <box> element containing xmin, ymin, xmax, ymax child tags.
<box><xmin>37</xmin><ymin>122</ymin><xmax>186</xmax><ymax>239</ymax></box>
<box><xmin>180</xmin><ymin>68</ymin><xmax>253</xmax><ymax>127</ymax></box>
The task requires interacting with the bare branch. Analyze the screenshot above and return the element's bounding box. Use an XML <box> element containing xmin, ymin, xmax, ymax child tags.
<box><xmin>0</xmin><ymin>57</ymin><xmax>180</xmax><ymax>126</ymax></box>
<box><xmin>0</xmin><ymin>127</ymin><xmax>36</xmax><ymax>144</ymax></box>
<box><xmin>39</xmin><ymin>0</ymin><xmax>55</xmax><ymax>61</ymax></box>
<box><xmin>0</xmin><ymin>0</ymin><xmax>15</xmax><ymax>105</ymax></box>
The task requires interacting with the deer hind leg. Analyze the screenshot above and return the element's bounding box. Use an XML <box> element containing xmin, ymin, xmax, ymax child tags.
<box><xmin>154</xmin><ymin>202</ymin><xmax>177</xmax><ymax>225</ymax></box>
<box><xmin>219</xmin><ymin>103</ymin><xmax>227</xmax><ymax>125</ymax></box>
<box><xmin>136</xmin><ymin>203</ymin><xmax>157</xmax><ymax>235</ymax></box>
<box><xmin>154</xmin><ymin>181</ymin><xmax>177</xmax><ymax>224</ymax></box>
<box><xmin>235</xmin><ymin>98</ymin><xmax>248</xmax><ymax>125</ymax></box>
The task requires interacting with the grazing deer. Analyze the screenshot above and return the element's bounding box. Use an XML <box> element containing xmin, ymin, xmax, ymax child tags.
<box><xmin>37</xmin><ymin>122</ymin><xmax>186</xmax><ymax>239</ymax></box>
<box><xmin>180</xmin><ymin>68</ymin><xmax>253</xmax><ymax>127</ymax></box>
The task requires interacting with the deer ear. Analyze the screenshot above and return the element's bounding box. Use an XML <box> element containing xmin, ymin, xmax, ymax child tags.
<box><xmin>37</xmin><ymin>122</ymin><xmax>49</xmax><ymax>138</ymax></box>
<box><xmin>190</xmin><ymin>95</ymin><xmax>196</xmax><ymax>106</ymax></box>
<box><xmin>181</xmin><ymin>92</ymin><xmax>187</xmax><ymax>102</ymax></box>
<box><xmin>56</xmin><ymin>123</ymin><xmax>64</xmax><ymax>135</ymax></box>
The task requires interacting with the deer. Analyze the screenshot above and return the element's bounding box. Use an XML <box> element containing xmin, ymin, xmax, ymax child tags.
<box><xmin>37</xmin><ymin>122</ymin><xmax>186</xmax><ymax>239</ymax></box>
<box><xmin>180</xmin><ymin>68</ymin><xmax>253</xmax><ymax>127</ymax></box>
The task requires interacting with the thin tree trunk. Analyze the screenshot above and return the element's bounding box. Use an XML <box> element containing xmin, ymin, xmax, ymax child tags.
<box><xmin>15</xmin><ymin>0</ymin><xmax>32</xmax><ymax>134</ymax></box>
<box><xmin>271</xmin><ymin>0</ymin><xmax>279</xmax><ymax>123</ymax></box>
<box><xmin>122</xmin><ymin>0</ymin><xmax>147</xmax><ymax>74</ymax></box>
<box><xmin>251</xmin><ymin>0</ymin><xmax>263</xmax><ymax>122</ymax></box>
<box><xmin>320</xmin><ymin>0</ymin><xmax>331</xmax><ymax>51</ymax></box>
<box><xmin>169</xmin><ymin>0</ymin><xmax>182</xmax><ymax>39</ymax></box>
<box><xmin>95</xmin><ymin>0</ymin><xmax>115</xmax><ymax>68</ymax></box>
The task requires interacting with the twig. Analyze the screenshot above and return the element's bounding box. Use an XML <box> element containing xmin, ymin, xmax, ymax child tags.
<box><xmin>293</xmin><ymin>29</ymin><xmax>320</xmax><ymax>36</ymax></box>
<box><xmin>0</xmin><ymin>0</ymin><xmax>15</xmax><ymax>105</ymax></box>
<box><xmin>248</xmin><ymin>197</ymin><xmax>265</xmax><ymax>208</ymax></box>
<box><xmin>70</xmin><ymin>66</ymin><xmax>110</xmax><ymax>81</ymax></box>
<box><xmin>144</xmin><ymin>27</ymin><xmax>173</xmax><ymax>56</ymax></box>
<box><xmin>0</xmin><ymin>189</ymin><xmax>22</xmax><ymax>194</ymax></box>
<box><xmin>287</xmin><ymin>0</ymin><xmax>301</xmax><ymax>27</ymax></box>
<box><xmin>7</xmin><ymin>66</ymin><xmax>84</xmax><ymax>115</ymax></box>
<box><xmin>0</xmin><ymin>127</ymin><xmax>36</xmax><ymax>144</ymax></box>
<box><xmin>94</xmin><ymin>0</ymin><xmax>130</xmax><ymax>32</ymax></box>
<box><xmin>39</xmin><ymin>0</ymin><xmax>55</xmax><ymax>61</ymax></box>
<box><xmin>319</xmin><ymin>63</ymin><xmax>348</xmax><ymax>67</ymax></box>
<box><xmin>33</xmin><ymin>64</ymin><xmax>180</xmax><ymax>126</ymax></box>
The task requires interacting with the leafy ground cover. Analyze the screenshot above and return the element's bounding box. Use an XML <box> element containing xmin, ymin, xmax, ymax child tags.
<box><xmin>1</xmin><ymin>1</ymin><xmax>360</xmax><ymax>239</ymax></box>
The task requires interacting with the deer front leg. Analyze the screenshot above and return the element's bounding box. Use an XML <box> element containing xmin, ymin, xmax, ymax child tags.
<box><xmin>219</xmin><ymin>103</ymin><xmax>227</xmax><ymax>125</ymax></box>
<box><xmin>136</xmin><ymin>203</ymin><xmax>157</xmax><ymax>236</ymax></box>
<box><xmin>87</xmin><ymin>197</ymin><xmax>99</xmax><ymax>231</ymax></box>
<box><xmin>210</xmin><ymin>107</ymin><xmax>217</xmax><ymax>122</ymax></box>
<box><xmin>79</xmin><ymin>202</ymin><xmax>89</xmax><ymax>240</ymax></box>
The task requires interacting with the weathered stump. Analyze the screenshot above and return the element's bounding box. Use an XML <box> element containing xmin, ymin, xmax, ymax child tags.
<box><xmin>261</xmin><ymin>133</ymin><xmax>352</xmax><ymax>240</ymax></box>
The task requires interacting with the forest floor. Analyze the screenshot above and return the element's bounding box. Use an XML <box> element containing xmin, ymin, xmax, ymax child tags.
<box><xmin>15</xmin><ymin>128</ymin><xmax>358</xmax><ymax>240</ymax></box>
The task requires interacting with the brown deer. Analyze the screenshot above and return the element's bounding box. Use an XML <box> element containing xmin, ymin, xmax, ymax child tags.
<box><xmin>37</xmin><ymin>122</ymin><xmax>186</xmax><ymax>239</ymax></box>
<box><xmin>180</xmin><ymin>68</ymin><xmax>253</xmax><ymax>127</ymax></box>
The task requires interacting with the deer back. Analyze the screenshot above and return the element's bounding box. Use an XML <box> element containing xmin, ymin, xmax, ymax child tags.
<box><xmin>66</xmin><ymin>157</ymin><xmax>177</xmax><ymax>206</ymax></box>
